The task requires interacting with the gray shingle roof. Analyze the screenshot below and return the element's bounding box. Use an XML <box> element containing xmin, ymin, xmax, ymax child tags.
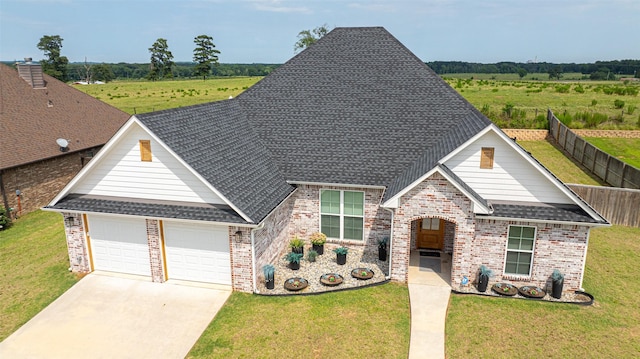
<box><xmin>135</xmin><ymin>100</ymin><xmax>294</xmax><ymax>223</ymax></box>
<box><xmin>482</xmin><ymin>202</ymin><xmax>600</xmax><ymax>224</ymax></box>
<box><xmin>238</xmin><ymin>27</ymin><xmax>492</xmax><ymax>194</ymax></box>
<box><xmin>49</xmin><ymin>194</ymin><xmax>249</xmax><ymax>223</ymax></box>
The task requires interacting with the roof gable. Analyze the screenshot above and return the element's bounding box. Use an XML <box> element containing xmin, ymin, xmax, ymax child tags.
<box><xmin>0</xmin><ymin>63</ymin><xmax>129</xmax><ymax>169</ymax></box>
<box><xmin>135</xmin><ymin>100</ymin><xmax>294</xmax><ymax>223</ymax></box>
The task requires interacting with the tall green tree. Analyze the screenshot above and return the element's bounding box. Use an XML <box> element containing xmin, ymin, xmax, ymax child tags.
<box><xmin>294</xmin><ymin>24</ymin><xmax>330</xmax><ymax>53</ymax></box>
<box><xmin>37</xmin><ymin>35</ymin><xmax>69</xmax><ymax>81</ymax></box>
<box><xmin>517</xmin><ymin>67</ymin><xmax>528</xmax><ymax>79</ymax></box>
<box><xmin>92</xmin><ymin>63</ymin><xmax>115</xmax><ymax>82</ymax></box>
<box><xmin>193</xmin><ymin>34</ymin><xmax>220</xmax><ymax>80</ymax></box>
<box><xmin>148</xmin><ymin>38</ymin><xmax>174</xmax><ymax>81</ymax></box>
<box><xmin>548</xmin><ymin>66</ymin><xmax>563</xmax><ymax>80</ymax></box>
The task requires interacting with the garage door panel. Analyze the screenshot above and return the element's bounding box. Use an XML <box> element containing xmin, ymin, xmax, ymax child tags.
<box><xmin>164</xmin><ymin>222</ymin><xmax>231</xmax><ymax>285</ymax></box>
<box><xmin>89</xmin><ymin>215</ymin><xmax>151</xmax><ymax>277</ymax></box>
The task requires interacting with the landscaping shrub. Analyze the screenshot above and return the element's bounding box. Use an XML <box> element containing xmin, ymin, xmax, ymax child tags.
<box><xmin>614</xmin><ymin>99</ymin><xmax>625</xmax><ymax>109</ymax></box>
<box><xmin>0</xmin><ymin>206</ymin><xmax>11</xmax><ymax>230</ymax></box>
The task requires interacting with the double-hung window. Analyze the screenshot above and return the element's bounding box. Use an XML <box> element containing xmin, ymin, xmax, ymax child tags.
<box><xmin>320</xmin><ymin>190</ymin><xmax>364</xmax><ymax>241</ymax></box>
<box><xmin>504</xmin><ymin>225</ymin><xmax>536</xmax><ymax>276</ymax></box>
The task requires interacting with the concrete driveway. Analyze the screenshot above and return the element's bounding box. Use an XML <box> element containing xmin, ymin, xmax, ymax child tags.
<box><xmin>0</xmin><ymin>273</ymin><xmax>231</xmax><ymax>359</ymax></box>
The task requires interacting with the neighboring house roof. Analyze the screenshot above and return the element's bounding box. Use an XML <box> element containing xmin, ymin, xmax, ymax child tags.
<box><xmin>0</xmin><ymin>63</ymin><xmax>129</xmax><ymax>170</ymax></box>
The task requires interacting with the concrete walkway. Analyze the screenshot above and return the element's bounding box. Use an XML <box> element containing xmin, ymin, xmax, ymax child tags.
<box><xmin>408</xmin><ymin>252</ymin><xmax>452</xmax><ymax>359</ymax></box>
<box><xmin>0</xmin><ymin>273</ymin><xmax>231</xmax><ymax>359</ymax></box>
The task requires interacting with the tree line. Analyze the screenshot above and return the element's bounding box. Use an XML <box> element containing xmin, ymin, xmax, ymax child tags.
<box><xmin>428</xmin><ymin>60</ymin><xmax>640</xmax><ymax>79</ymax></box>
<box><xmin>16</xmin><ymin>33</ymin><xmax>640</xmax><ymax>83</ymax></box>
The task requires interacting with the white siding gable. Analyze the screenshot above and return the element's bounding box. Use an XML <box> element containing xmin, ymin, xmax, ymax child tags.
<box><xmin>72</xmin><ymin>122</ymin><xmax>224</xmax><ymax>204</ymax></box>
<box><xmin>444</xmin><ymin>130</ymin><xmax>570</xmax><ymax>204</ymax></box>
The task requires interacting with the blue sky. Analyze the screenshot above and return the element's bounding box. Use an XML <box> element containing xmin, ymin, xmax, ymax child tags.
<box><xmin>1</xmin><ymin>0</ymin><xmax>638</xmax><ymax>64</ymax></box>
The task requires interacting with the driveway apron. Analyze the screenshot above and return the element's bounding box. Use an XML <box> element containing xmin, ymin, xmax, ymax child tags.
<box><xmin>0</xmin><ymin>273</ymin><xmax>231</xmax><ymax>359</ymax></box>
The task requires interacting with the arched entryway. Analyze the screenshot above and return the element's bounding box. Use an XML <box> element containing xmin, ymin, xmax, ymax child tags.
<box><xmin>408</xmin><ymin>216</ymin><xmax>456</xmax><ymax>286</ymax></box>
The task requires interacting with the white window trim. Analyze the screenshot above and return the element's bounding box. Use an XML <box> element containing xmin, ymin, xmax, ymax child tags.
<box><xmin>319</xmin><ymin>189</ymin><xmax>365</xmax><ymax>241</ymax></box>
<box><xmin>503</xmin><ymin>225</ymin><xmax>536</xmax><ymax>277</ymax></box>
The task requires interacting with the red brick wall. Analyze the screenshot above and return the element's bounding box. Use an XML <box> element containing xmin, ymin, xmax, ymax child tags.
<box><xmin>1</xmin><ymin>148</ymin><xmax>99</xmax><ymax>218</ymax></box>
<box><xmin>474</xmin><ymin>219</ymin><xmax>589</xmax><ymax>291</ymax></box>
<box><xmin>62</xmin><ymin>212</ymin><xmax>91</xmax><ymax>273</ymax></box>
<box><xmin>229</xmin><ymin>226</ymin><xmax>253</xmax><ymax>292</ymax></box>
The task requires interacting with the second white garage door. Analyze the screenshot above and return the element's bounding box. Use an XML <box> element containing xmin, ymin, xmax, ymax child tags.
<box><xmin>163</xmin><ymin>221</ymin><xmax>231</xmax><ymax>285</ymax></box>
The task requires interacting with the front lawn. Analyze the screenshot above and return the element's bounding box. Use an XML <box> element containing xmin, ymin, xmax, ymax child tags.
<box><xmin>188</xmin><ymin>283</ymin><xmax>410</xmax><ymax>359</ymax></box>
<box><xmin>445</xmin><ymin>225</ymin><xmax>640</xmax><ymax>358</ymax></box>
<box><xmin>0</xmin><ymin>210</ymin><xmax>78</xmax><ymax>341</ymax></box>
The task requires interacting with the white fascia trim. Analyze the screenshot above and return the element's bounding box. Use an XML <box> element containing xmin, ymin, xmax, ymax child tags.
<box><xmin>438</xmin><ymin>125</ymin><xmax>494</xmax><ymax>164</ymax></box>
<box><xmin>381</xmin><ymin>166</ymin><xmax>491</xmax><ymax>214</ymax></box>
<box><xmin>477</xmin><ymin>214</ymin><xmax>611</xmax><ymax>227</ymax></box>
<box><xmin>48</xmin><ymin>116</ymin><xmax>139</xmax><ymax>206</ymax></box>
<box><xmin>41</xmin><ymin>207</ymin><xmax>258</xmax><ymax>228</ymax></box>
<box><xmin>287</xmin><ymin>180</ymin><xmax>386</xmax><ymax>190</ymax></box>
<box><xmin>133</xmin><ymin>119</ymin><xmax>254</xmax><ymax>223</ymax></box>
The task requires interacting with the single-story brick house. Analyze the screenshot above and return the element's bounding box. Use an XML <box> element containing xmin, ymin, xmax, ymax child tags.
<box><xmin>0</xmin><ymin>62</ymin><xmax>129</xmax><ymax>219</ymax></box>
<box><xmin>46</xmin><ymin>27</ymin><xmax>608</xmax><ymax>293</ymax></box>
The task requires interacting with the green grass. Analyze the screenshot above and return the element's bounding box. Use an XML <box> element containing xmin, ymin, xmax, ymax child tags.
<box><xmin>187</xmin><ymin>283</ymin><xmax>410</xmax><ymax>359</ymax></box>
<box><xmin>584</xmin><ymin>137</ymin><xmax>640</xmax><ymax>168</ymax></box>
<box><xmin>74</xmin><ymin>77</ymin><xmax>262</xmax><ymax>114</ymax></box>
<box><xmin>518</xmin><ymin>140</ymin><xmax>604</xmax><ymax>185</ymax></box>
<box><xmin>0</xmin><ymin>210</ymin><xmax>78</xmax><ymax>341</ymax></box>
<box><xmin>444</xmin><ymin>72</ymin><xmax>586</xmax><ymax>81</ymax></box>
<box><xmin>446</xmin><ymin>225</ymin><xmax>640</xmax><ymax>358</ymax></box>
<box><xmin>445</xmin><ymin>77</ymin><xmax>640</xmax><ymax>129</ymax></box>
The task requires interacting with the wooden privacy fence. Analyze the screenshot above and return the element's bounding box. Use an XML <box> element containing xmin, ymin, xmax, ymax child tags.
<box><xmin>548</xmin><ymin>110</ymin><xmax>640</xmax><ymax>189</ymax></box>
<box><xmin>567</xmin><ymin>184</ymin><xmax>640</xmax><ymax>227</ymax></box>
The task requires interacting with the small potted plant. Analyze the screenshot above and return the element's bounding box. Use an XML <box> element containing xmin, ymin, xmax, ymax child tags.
<box><xmin>477</xmin><ymin>265</ymin><xmax>493</xmax><ymax>292</ymax></box>
<box><xmin>285</xmin><ymin>252</ymin><xmax>303</xmax><ymax>270</ymax></box>
<box><xmin>307</xmin><ymin>249</ymin><xmax>318</xmax><ymax>263</ymax></box>
<box><xmin>551</xmin><ymin>269</ymin><xmax>564</xmax><ymax>299</ymax></box>
<box><xmin>333</xmin><ymin>246</ymin><xmax>349</xmax><ymax>265</ymax></box>
<box><xmin>378</xmin><ymin>237</ymin><xmax>388</xmax><ymax>261</ymax></box>
<box><xmin>289</xmin><ymin>236</ymin><xmax>304</xmax><ymax>255</ymax></box>
<box><xmin>263</xmin><ymin>264</ymin><xmax>275</xmax><ymax>290</ymax></box>
<box><xmin>309</xmin><ymin>232</ymin><xmax>327</xmax><ymax>255</ymax></box>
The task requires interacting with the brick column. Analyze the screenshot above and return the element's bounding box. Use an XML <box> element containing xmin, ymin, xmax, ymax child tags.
<box><xmin>62</xmin><ymin>212</ymin><xmax>91</xmax><ymax>273</ymax></box>
<box><xmin>146</xmin><ymin>219</ymin><xmax>165</xmax><ymax>283</ymax></box>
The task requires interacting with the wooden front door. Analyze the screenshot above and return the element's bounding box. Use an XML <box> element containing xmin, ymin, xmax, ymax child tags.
<box><xmin>417</xmin><ymin>218</ymin><xmax>445</xmax><ymax>249</ymax></box>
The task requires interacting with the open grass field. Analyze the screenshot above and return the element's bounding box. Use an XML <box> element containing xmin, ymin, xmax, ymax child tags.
<box><xmin>73</xmin><ymin>77</ymin><xmax>262</xmax><ymax>114</ymax></box>
<box><xmin>187</xmin><ymin>283</ymin><xmax>410</xmax><ymax>359</ymax></box>
<box><xmin>0</xmin><ymin>210</ymin><xmax>78</xmax><ymax>341</ymax></box>
<box><xmin>584</xmin><ymin>137</ymin><xmax>640</xmax><ymax>168</ymax></box>
<box><xmin>444</xmin><ymin>72</ymin><xmax>586</xmax><ymax>81</ymax></box>
<box><xmin>445</xmin><ymin>225</ymin><xmax>640</xmax><ymax>358</ymax></box>
<box><xmin>444</xmin><ymin>77</ymin><xmax>640</xmax><ymax>130</ymax></box>
<box><xmin>74</xmin><ymin>76</ymin><xmax>640</xmax><ymax>132</ymax></box>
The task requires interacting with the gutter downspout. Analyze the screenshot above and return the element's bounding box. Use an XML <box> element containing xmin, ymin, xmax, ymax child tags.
<box><xmin>382</xmin><ymin>207</ymin><xmax>394</xmax><ymax>280</ymax></box>
<box><xmin>250</xmin><ymin>222</ymin><xmax>265</xmax><ymax>294</ymax></box>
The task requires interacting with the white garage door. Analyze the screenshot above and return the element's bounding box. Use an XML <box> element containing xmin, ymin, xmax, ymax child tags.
<box><xmin>88</xmin><ymin>215</ymin><xmax>151</xmax><ymax>277</ymax></box>
<box><xmin>163</xmin><ymin>221</ymin><xmax>231</xmax><ymax>285</ymax></box>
